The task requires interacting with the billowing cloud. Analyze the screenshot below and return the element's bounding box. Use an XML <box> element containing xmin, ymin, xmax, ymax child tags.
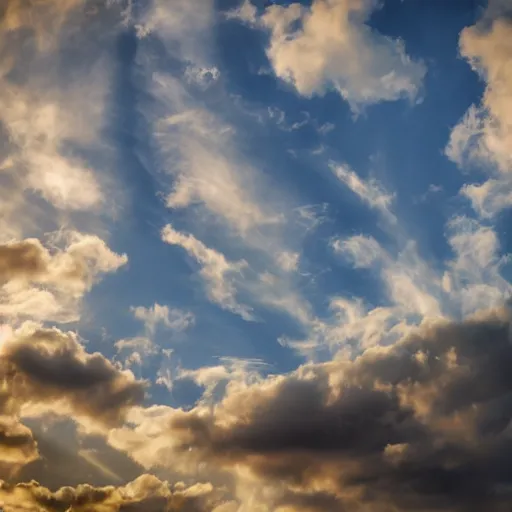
<box><xmin>0</xmin><ymin>473</ymin><xmax>229</xmax><ymax>512</ymax></box>
<box><xmin>231</xmin><ymin>0</ymin><xmax>426</xmax><ymax>111</ymax></box>
<box><xmin>154</xmin><ymin>307</ymin><xmax>512</xmax><ymax>511</ymax></box>
<box><xmin>446</xmin><ymin>3</ymin><xmax>512</xmax><ymax>216</ymax></box>
<box><xmin>0</xmin><ymin>323</ymin><xmax>146</xmax><ymax>428</ymax></box>
<box><xmin>0</xmin><ymin>233</ymin><xmax>127</xmax><ymax>324</ymax></box>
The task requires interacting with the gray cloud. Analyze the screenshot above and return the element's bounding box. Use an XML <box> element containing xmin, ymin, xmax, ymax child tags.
<box><xmin>164</xmin><ymin>307</ymin><xmax>512</xmax><ymax>511</ymax></box>
<box><xmin>0</xmin><ymin>325</ymin><xmax>146</xmax><ymax>427</ymax></box>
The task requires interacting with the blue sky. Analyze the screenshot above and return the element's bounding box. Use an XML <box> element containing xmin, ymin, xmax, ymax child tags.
<box><xmin>2</xmin><ymin>0</ymin><xmax>512</xmax><ymax>510</ymax></box>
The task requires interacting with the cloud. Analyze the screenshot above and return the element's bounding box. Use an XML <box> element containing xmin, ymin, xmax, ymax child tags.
<box><xmin>0</xmin><ymin>323</ymin><xmax>146</xmax><ymax>428</ymax></box>
<box><xmin>446</xmin><ymin>4</ymin><xmax>512</xmax><ymax>216</ymax></box>
<box><xmin>155</xmin><ymin>307</ymin><xmax>512</xmax><ymax>511</ymax></box>
<box><xmin>0</xmin><ymin>0</ymin><xmax>83</xmax><ymax>52</ymax></box>
<box><xmin>161</xmin><ymin>224</ymin><xmax>253</xmax><ymax>320</ymax></box>
<box><xmin>235</xmin><ymin>0</ymin><xmax>426</xmax><ymax>111</ymax></box>
<box><xmin>156</xmin><ymin>102</ymin><xmax>282</xmax><ymax>235</ymax></box>
<box><xmin>0</xmin><ymin>417</ymin><xmax>39</xmax><ymax>479</ymax></box>
<box><xmin>443</xmin><ymin>216</ymin><xmax>512</xmax><ymax>315</ymax></box>
<box><xmin>0</xmin><ymin>1</ymin><xmax>116</xmax><ymax>228</ymax></box>
<box><xmin>333</xmin><ymin>234</ymin><xmax>442</xmax><ymax>318</ymax></box>
<box><xmin>0</xmin><ymin>233</ymin><xmax>127</xmax><ymax>324</ymax></box>
<box><xmin>135</xmin><ymin>0</ymin><xmax>215</xmax><ymax>64</ymax></box>
<box><xmin>0</xmin><ymin>473</ymin><xmax>229</xmax><ymax>512</ymax></box>
<box><xmin>178</xmin><ymin>357</ymin><xmax>269</xmax><ymax>405</ymax></box>
<box><xmin>115</xmin><ymin>337</ymin><xmax>157</xmax><ymax>369</ymax></box>
<box><xmin>226</xmin><ymin>0</ymin><xmax>258</xmax><ymax>25</ymax></box>
<box><xmin>330</xmin><ymin>162</ymin><xmax>396</xmax><ymax>223</ymax></box>
<box><xmin>184</xmin><ymin>64</ymin><xmax>221</xmax><ymax>89</ymax></box>
<box><xmin>131</xmin><ymin>303</ymin><xmax>195</xmax><ymax>335</ymax></box>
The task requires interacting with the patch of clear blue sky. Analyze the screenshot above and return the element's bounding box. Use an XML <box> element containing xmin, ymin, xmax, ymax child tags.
<box><xmin>81</xmin><ymin>0</ymin><xmax>491</xmax><ymax>408</ymax></box>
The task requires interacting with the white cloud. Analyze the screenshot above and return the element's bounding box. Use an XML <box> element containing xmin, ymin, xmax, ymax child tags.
<box><xmin>461</xmin><ymin>178</ymin><xmax>512</xmax><ymax>218</ymax></box>
<box><xmin>446</xmin><ymin>6</ymin><xmax>512</xmax><ymax>216</ymax></box>
<box><xmin>131</xmin><ymin>303</ymin><xmax>195</xmax><ymax>334</ymax></box>
<box><xmin>330</xmin><ymin>162</ymin><xmax>396</xmax><ymax>223</ymax></box>
<box><xmin>115</xmin><ymin>337</ymin><xmax>157</xmax><ymax>368</ymax></box>
<box><xmin>276</xmin><ymin>251</ymin><xmax>300</xmax><ymax>272</ymax></box>
<box><xmin>331</xmin><ymin>215</ymin><xmax>512</xmax><ymax>336</ymax></box>
<box><xmin>151</xmin><ymin>80</ymin><xmax>282</xmax><ymax>235</ymax></box>
<box><xmin>443</xmin><ymin>216</ymin><xmax>512</xmax><ymax>314</ymax></box>
<box><xmin>0</xmin><ymin>0</ymin><xmax>122</xmax><ymax>241</ymax></box>
<box><xmin>135</xmin><ymin>0</ymin><xmax>215</xmax><ymax>64</ymax></box>
<box><xmin>226</xmin><ymin>0</ymin><xmax>258</xmax><ymax>25</ymax></box>
<box><xmin>249</xmin><ymin>0</ymin><xmax>425</xmax><ymax>111</ymax></box>
<box><xmin>184</xmin><ymin>64</ymin><xmax>220</xmax><ymax>89</ymax></box>
<box><xmin>177</xmin><ymin>357</ymin><xmax>268</xmax><ymax>405</ymax></box>
<box><xmin>161</xmin><ymin>224</ymin><xmax>253</xmax><ymax>320</ymax></box>
<box><xmin>332</xmin><ymin>234</ymin><xmax>384</xmax><ymax>268</ymax></box>
<box><xmin>0</xmin><ymin>232</ymin><xmax>127</xmax><ymax>324</ymax></box>
<box><xmin>334</xmin><ymin>235</ymin><xmax>442</xmax><ymax>318</ymax></box>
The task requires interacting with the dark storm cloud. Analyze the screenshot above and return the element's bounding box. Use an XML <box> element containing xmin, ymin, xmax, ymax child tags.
<box><xmin>0</xmin><ymin>326</ymin><xmax>146</xmax><ymax>427</ymax></box>
<box><xmin>167</xmin><ymin>307</ymin><xmax>512</xmax><ymax>511</ymax></box>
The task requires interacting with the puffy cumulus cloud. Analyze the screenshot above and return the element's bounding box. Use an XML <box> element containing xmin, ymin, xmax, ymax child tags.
<box><xmin>150</xmin><ymin>307</ymin><xmax>512</xmax><ymax>511</ymax></box>
<box><xmin>330</xmin><ymin>162</ymin><xmax>396</xmax><ymax>224</ymax></box>
<box><xmin>0</xmin><ymin>473</ymin><xmax>229</xmax><ymax>512</ymax></box>
<box><xmin>446</xmin><ymin>3</ymin><xmax>512</xmax><ymax>216</ymax></box>
<box><xmin>161</xmin><ymin>224</ymin><xmax>253</xmax><ymax>321</ymax></box>
<box><xmin>231</xmin><ymin>0</ymin><xmax>426</xmax><ymax>111</ymax></box>
<box><xmin>131</xmin><ymin>303</ymin><xmax>195</xmax><ymax>335</ymax></box>
<box><xmin>0</xmin><ymin>323</ymin><xmax>146</xmax><ymax>428</ymax></box>
<box><xmin>0</xmin><ymin>233</ymin><xmax>127</xmax><ymax>324</ymax></box>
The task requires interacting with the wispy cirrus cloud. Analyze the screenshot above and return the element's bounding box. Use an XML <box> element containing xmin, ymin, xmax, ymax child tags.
<box><xmin>161</xmin><ymin>224</ymin><xmax>253</xmax><ymax>321</ymax></box>
<box><xmin>330</xmin><ymin>162</ymin><xmax>397</xmax><ymax>223</ymax></box>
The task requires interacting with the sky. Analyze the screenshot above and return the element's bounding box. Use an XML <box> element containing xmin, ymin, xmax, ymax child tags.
<box><xmin>1</xmin><ymin>0</ymin><xmax>512</xmax><ymax>510</ymax></box>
